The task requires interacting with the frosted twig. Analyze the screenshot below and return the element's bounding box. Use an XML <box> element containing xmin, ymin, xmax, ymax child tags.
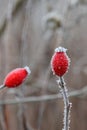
<box><xmin>0</xmin><ymin>85</ymin><xmax>5</xmax><ymax>90</ymax></box>
<box><xmin>57</xmin><ymin>77</ymin><xmax>72</xmax><ymax>130</ymax></box>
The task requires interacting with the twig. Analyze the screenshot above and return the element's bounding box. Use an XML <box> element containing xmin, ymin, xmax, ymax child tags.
<box><xmin>0</xmin><ymin>85</ymin><xmax>5</xmax><ymax>90</ymax></box>
<box><xmin>58</xmin><ymin>77</ymin><xmax>71</xmax><ymax>130</ymax></box>
<box><xmin>0</xmin><ymin>85</ymin><xmax>87</xmax><ymax>105</ymax></box>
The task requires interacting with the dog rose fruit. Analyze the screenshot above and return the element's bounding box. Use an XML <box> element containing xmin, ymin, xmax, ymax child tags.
<box><xmin>51</xmin><ymin>47</ymin><xmax>70</xmax><ymax>77</ymax></box>
<box><xmin>3</xmin><ymin>66</ymin><xmax>31</xmax><ymax>88</ymax></box>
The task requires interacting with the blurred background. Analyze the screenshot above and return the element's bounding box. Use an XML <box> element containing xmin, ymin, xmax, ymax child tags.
<box><xmin>0</xmin><ymin>0</ymin><xmax>87</xmax><ymax>130</ymax></box>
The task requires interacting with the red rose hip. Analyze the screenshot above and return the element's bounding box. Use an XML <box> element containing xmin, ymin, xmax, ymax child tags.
<box><xmin>51</xmin><ymin>47</ymin><xmax>70</xmax><ymax>77</ymax></box>
<box><xmin>3</xmin><ymin>66</ymin><xmax>31</xmax><ymax>88</ymax></box>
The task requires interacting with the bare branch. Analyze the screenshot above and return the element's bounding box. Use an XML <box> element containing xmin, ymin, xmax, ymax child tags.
<box><xmin>0</xmin><ymin>85</ymin><xmax>87</xmax><ymax>105</ymax></box>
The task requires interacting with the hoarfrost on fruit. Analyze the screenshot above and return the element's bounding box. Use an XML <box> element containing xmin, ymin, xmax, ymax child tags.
<box><xmin>51</xmin><ymin>47</ymin><xmax>70</xmax><ymax>77</ymax></box>
<box><xmin>55</xmin><ymin>46</ymin><xmax>67</xmax><ymax>53</ymax></box>
<box><xmin>3</xmin><ymin>66</ymin><xmax>30</xmax><ymax>88</ymax></box>
<box><xmin>24</xmin><ymin>66</ymin><xmax>31</xmax><ymax>75</ymax></box>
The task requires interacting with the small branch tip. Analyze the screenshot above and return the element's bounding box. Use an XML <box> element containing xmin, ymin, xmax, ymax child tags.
<box><xmin>0</xmin><ymin>84</ymin><xmax>5</xmax><ymax>90</ymax></box>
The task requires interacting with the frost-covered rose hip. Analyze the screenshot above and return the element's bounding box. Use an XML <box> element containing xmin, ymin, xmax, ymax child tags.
<box><xmin>3</xmin><ymin>66</ymin><xmax>31</xmax><ymax>88</ymax></box>
<box><xmin>51</xmin><ymin>47</ymin><xmax>70</xmax><ymax>77</ymax></box>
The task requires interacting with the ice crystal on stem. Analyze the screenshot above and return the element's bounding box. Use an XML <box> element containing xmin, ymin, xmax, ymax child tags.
<box><xmin>57</xmin><ymin>77</ymin><xmax>72</xmax><ymax>130</ymax></box>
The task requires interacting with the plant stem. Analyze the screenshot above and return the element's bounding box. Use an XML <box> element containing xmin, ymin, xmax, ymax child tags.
<box><xmin>57</xmin><ymin>77</ymin><xmax>71</xmax><ymax>130</ymax></box>
<box><xmin>0</xmin><ymin>85</ymin><xmax>5</xmax><ymax>90</ymax></box>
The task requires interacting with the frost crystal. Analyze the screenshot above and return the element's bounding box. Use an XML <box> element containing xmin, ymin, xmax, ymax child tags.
<box><xmin>55</xmin><ymin>46</ymin><xmax>67</xmax><ymax>53</ymax></box>
<box><xmin>24</xmin><ymin>66</ymin><xmax>31</xmax><ymax>75</ymax></box>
